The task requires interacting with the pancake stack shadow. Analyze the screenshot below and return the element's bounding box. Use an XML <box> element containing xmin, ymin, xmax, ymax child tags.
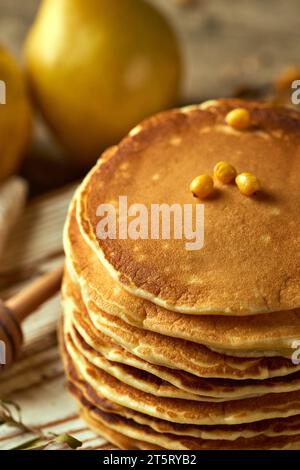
<box><xmin>61</xmin><ymin>99</ymin><xmax>300</xmax><ymax>449</ymax></box>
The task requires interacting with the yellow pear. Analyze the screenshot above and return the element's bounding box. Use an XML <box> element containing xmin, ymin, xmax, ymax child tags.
<box><xmin>25</xmin><ymin>0</ymin><xmax>182</xmax><ymax>169</ymax></box>
<box><xmin>0</xmin><ymin>46</ymin><xmax>31</xmax><ymax>182</ymax></box>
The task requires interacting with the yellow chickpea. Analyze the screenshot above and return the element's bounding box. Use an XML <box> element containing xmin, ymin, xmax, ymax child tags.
<box><xmin>214</xmin><ymin>161</ymin><xmax>237</xmax><ymax>184</ymax></box>
<box><xmin>225</xmin><ymin>108</ymin><xmax>251</xmax><ymax>131</ymax></box>
<box><xmin>235</xmin><ymin>172</ymin><xmax>261</xmax><ymax>196</ymax></box>
<box><xmin>190</xmin><ymin>175</ymin><xmax>214</xmax><ymax>199</ymax></box>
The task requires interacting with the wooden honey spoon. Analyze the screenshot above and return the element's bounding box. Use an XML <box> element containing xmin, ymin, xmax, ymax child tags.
<box><xmin>0</xmin><ymin>264</ymin><xmax>64</xmax><ymax>369</ymax></box>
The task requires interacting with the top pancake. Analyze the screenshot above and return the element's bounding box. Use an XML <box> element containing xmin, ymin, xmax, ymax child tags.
<box><xmin>78</xmin><ymin>99</ymin><xmax>300</xmax><ymax>315</ymax></box>
<box><xmin>66</xmin><ymin>201</ymin><xmax>300</xmax><ymax>355</ymax></box>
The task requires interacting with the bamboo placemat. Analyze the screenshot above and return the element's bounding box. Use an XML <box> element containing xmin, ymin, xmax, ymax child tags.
<box><xmin>0</xmin><ymin>184</ymin><xmax>110</xmax><ymax>450</ymax></box>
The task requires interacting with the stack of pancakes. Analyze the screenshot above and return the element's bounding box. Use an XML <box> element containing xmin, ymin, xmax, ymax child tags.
<box><xmin>61</xmin><ymin>99</ymin><xmax>300</xmax><ymax>449</ymax></box>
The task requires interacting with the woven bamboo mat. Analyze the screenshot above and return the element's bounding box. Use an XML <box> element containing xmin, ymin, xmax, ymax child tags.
<box><xmin>0</xmin><ymin>184</ymin><xmax>110</xmax><ymax>450</ymax></box>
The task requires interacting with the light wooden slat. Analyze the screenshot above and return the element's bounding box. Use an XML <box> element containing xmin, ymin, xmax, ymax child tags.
<box><xmin>0</xmin><ymin>185</ymin><xmax>76</xmax><ymax>276</ymax></box>
<box><xmin>0</xmin><ymin>184</ymin><xmax>109</xmax><ymax>450</ymax></box>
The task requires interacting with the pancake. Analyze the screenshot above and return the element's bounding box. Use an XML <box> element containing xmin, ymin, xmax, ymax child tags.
<box><xmin>66</xmin><ymin>313</ymin><xmax>217</xmax><ymax>402</ymax></box>
<box><xmin>72</xmin><ymin>380</ymin><xmax>300</xmax><ymax>441</ymax></box>
<box><xmin>65</xmin><ymin>202</ymin><xmax>300</xmax><ymax>357</ymax></box>
<box><xmin>61</xmin><ymin>339</ymin><xmax>300</xmax><ymax>441</ymax></box>
<box><xmin>61</xmin><ymin>98</ymin><xmax>300</xmax><ymax>449</ymax></box>
<box><xmin>79</xmin><ymin>400</ymin><xmax>300</xmax><ymax>450</ymax></box>
<box><xmin>76</xmin><ymin>99</ymin><xmax>300</xmax><ymax>316</ymax></box>
<box><xmin>63</xmin><ymin>319</ymin><xmax>300</xmax><ymax>427</ymax></box>
<box><xmin>80</xmin><ymin>407</ymin><xmax>164</xmax><ymax>450</ymax></box>
<box><xmin>62</xmin><ymin>342</ymin><xmax>300</xmax><ymax>449</ymax></box>
<box><xmin>81</xmin><ymin>403</ymin><xmax>300</xmax><ymax>450</ymax></box>
<box><xmin>81</xmin><ymin>405</ymin><xmax>300</xmax><ymax>450</ymax></box>
<box><xmin>65</xmin><ymin>284</ymin><xmax>300</xmax><ymax>402</ymax></box>
<box><xmin>63</xmin><ymin>272</ymin><xmax>300</xmax><ymax>381</ymax></box>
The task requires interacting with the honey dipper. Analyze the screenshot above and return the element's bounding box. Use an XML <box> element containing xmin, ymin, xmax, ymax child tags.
<box><xmin>0</xmin><ymin>264</ymin><xmax>64</xmax><ymax>368</ymax></box>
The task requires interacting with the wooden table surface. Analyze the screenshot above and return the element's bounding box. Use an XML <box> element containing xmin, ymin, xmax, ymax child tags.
<box><xmin>1</xmin><ymin>0</ymin><xmax>300</xmax><ymax>450</ymax></box>
<box><xmin>0</xmin><ymin>185</ymin><xmax>111</xmax><ymax>450</ymax></box>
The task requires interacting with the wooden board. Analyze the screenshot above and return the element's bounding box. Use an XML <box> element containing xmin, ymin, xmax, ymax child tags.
<box><xmin>0</xmin><ymin>184</ymin><xmax>111</xmax><ymax>450</ymax></box>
